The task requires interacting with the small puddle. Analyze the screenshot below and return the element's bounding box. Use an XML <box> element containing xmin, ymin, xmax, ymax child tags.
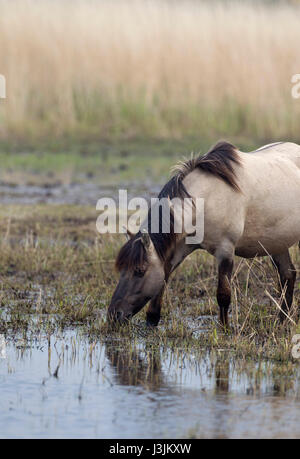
<box><xmin>1</xmin><ymin>329</ymin><xmax>300</xmax><ymax>438</ymax></box>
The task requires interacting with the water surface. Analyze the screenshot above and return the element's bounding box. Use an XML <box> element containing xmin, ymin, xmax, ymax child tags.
<box><xmin>0</xmin><ymin>330</ymin><xmax>300</xmax><ymax>439</ymax></box>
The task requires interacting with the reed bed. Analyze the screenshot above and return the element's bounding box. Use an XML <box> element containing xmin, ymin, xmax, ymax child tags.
<box><xmin>1</xmin><ymin>0</ymin><xmax>300</xmax><ymax>145</ymax></box>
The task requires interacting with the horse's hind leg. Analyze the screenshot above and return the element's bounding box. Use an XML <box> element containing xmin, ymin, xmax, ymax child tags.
<box><xmin>273</xmin><ymin>250</ymin><xmax>296</xmax><ymax>322</ymax></box>
<box><xmin>216</xmin><ymin>255</ymin><xmax>234</xmax><ymax>327</ymax></box>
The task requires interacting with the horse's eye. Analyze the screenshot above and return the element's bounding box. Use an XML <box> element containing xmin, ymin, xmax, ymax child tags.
<box><xmin>134</xmin><ymin>268</ymin><xmax>145</xmax><ymax>278</ymax></box>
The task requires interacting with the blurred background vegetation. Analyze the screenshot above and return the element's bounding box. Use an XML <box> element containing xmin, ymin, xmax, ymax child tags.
<box><xmin>0</xmin><ymin>0</ymin><xmax>300</xmax><ymax>178</ymax></box>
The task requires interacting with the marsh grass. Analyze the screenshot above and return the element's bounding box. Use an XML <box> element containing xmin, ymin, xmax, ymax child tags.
<box><xmin>1</xmin><ymin>0</ymin><xmax>300</xmax><ymax>146</ymax></box>
<box><xmin>0</xmin><ymin>204</ymin><xmax>299</xmax><ymax>363</ymax></box>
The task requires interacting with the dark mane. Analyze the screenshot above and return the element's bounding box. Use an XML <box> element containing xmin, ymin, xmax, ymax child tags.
<box><xmin>115</xmin><ymin>235</ymin><xmax>148</xmax><ymax>273</ymax></box>
<box><xmin>115</xmin><ymin>175</ymin><xmax>190</xmax><ymax>272</ymax></box>
<box><xmin>116</xmin><ymin>141</ymin><xmax>241</xmax><ymax>272</ymax></box>
<box><xmin>174</xmin><ymin>141</ymin><xmax>241</xmax><ymax>191</ymax></box>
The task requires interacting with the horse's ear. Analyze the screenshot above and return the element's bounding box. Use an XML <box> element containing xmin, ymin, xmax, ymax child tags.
<box><xmin>126</xmin><ymin>228</ymin><xmax>134</xmax><ymax>239</ymax></box>
<box><xmin>122</xmin><ymin>226</ymin><xmax>135</xmax><ymax>241</ymax></box>
<box><xmin>141</xmin><ymin>229</ymin><xmax>151</xmax><ymax>249</ymax></box>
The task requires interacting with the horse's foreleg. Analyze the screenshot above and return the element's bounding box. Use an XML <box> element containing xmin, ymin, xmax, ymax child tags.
<box><xmin>146</xmin><ymin>286</ymin><xmax>165</xmax><ymax>326</ymax></box>
<box><xmin>216</xmin><ymin>256</ymin><xmax>234</xmax><ymax>327</ymax></box>
<box><xmin>273</xmin><ymin>250</ymin><xmax>296</xmax><ymax>321</ymax></box>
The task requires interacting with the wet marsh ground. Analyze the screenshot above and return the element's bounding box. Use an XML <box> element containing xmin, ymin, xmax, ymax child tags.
<box><xmin>0</xmin><ymin>203</ymin><xmax>299</xmax><ymax>359</ymax></box>
<box><xmin>0</xmin><ymin>205</ymin><xmax>299</xmax><ymax>352</ymax></box>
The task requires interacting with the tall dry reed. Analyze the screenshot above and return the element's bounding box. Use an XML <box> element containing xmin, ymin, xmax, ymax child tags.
<box><xmin>0</xmin><ymin>0</ymin><xmax>300</xmax><ymax>145</ymax></box>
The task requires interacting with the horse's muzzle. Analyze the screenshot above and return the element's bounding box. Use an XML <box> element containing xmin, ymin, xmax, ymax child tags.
<box><xmin>107</xmin><ymin>299</ymin><xmax>132</xmax><ymax>323</ymax></box>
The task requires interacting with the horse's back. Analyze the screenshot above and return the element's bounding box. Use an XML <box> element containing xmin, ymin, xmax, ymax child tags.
<box><xmin>245</xmin><ymin>141</ymin><xmax>300</xmax><ymax>167</ymax></box>
<box><xmin>184</xmin><ymin>141</ymin><xmax>300</xmax><ymax>258</ymax></box>
<box><xmin>239</xmin><ymin>141</ymin><xmax>300</xmax><ymax>188</ymax></box>
<box><xmin>236</xmin><ymin>142</ymin><xmax>300</xmax><ymax>256</ymax></box>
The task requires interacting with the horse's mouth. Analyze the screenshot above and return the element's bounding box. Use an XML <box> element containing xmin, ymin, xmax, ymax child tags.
<box><xmin>107</xmin><ymin>298</ymin><xmax>151</xmax><ymax>323</ymax></box>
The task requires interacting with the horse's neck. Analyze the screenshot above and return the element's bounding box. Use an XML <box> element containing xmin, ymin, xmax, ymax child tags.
<box><xmin>168</xmin><ymin>236</ymin><xmax>197</xmax><ymax>274</ymax></box>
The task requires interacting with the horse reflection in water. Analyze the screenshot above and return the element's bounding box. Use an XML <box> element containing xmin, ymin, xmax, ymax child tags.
<box><xmin>105</xmin><ymin>342</ymin><xmax>165</xmax><ymax>391</ymax></box>
<box><xmin>105</xmin><ymin>343</ymin><xmax>233</xmax><ymax>400</ymax></box>
<box><xmin>215</xmin><ymin>358</ymin><xmax>230</xmax><ymax>394</ymax></box>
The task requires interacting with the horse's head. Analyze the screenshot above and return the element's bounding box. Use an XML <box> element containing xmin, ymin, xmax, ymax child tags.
<box><xmin>107</xmin><ymin>230</ymin><xmax>165</xmax><ymax>323</ymax></box>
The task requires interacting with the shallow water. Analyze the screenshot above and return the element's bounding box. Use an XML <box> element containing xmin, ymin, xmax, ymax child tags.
<box><xmin>0</xmin><ymin>181</ymin><xmax>162</xmax><ymax>206</ymax></box>
<box><xmin>0</xmin><ymin>329</ymin><xmax>300</xmax><ymax>439</ymax></box>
